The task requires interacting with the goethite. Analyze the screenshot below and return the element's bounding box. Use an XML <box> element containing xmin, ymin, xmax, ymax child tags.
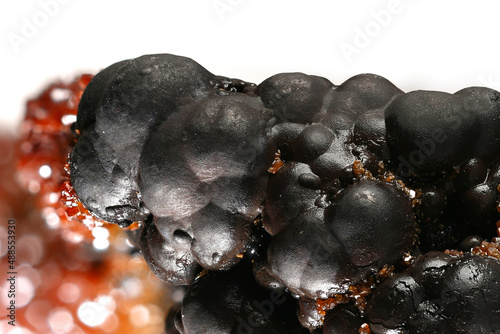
<box><xmin>37</xmin><ymin>53</ymin><xmax>500</xmax><ymax>333</ymax></box>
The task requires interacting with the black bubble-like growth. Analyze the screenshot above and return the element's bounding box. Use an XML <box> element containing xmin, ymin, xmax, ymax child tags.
<box><xmin>322</xmin><ymin>305</ymin><xmax>364</xmax><ymax>334</ymax></box>
<box><xmin>266</xmin><ymin>219</ymin><xmax>360</xmax><ymax>300</ymax></box>
<box><xmin>256</xmin><ymin>72</ymin><xmax>333</xmax><ymax>124</ymax></box>
<box><xmin>139</xmin><ymin>218</ymin><xmax>200</xmax><ymax>286</ymax></box>
<box><xmin>71</xmin><ymin>54</ymin><xmax>218</xmax><ymax>223</ymax></box>
<box><xmin>175</xmin><ymin>263</ymin><xmax>308</xmax><ymax>334</ymax></box>
<box><xmin>385</xmin><ymin>90</ymin><xmax>480</xmax><ymax>175</ymax></box>
<box><xmin>266</xmin><ymin>179</ymin><xmax>417</xmax><ymax>301</ymax></box>
<box><xmin>325</xmin><ymin>179</ymin><xmax>417</xmax><ymax>268</ymax></box>
<box><xmin>69</xmin><ymin>53</ymin><xmax>500</xmax><ymax>333</ymax></box>
<box><xmin>138</xmin><ymin>92</ymin><xmax>274</xmax><ymax>271</ymax></box>
<box><xmin>264</xmin><ymin>162</ymin><xmax>324</xmax><ymax>236</ymax></box>
<box><xmin>455</xmin><ymin>86</ymin><xmax>500</xmax><ymax>162</ymax></box>
<box><xmin>365</xmin><ymin>252</ymin><xmax>500</xmax><ymax>333</ymax></box>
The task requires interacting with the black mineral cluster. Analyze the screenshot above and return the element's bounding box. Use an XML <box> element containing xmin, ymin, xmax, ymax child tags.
<box><xmin>70</xmin><ymin>54</ymin><xmax>500</xmax><ymax>333</ymax></box>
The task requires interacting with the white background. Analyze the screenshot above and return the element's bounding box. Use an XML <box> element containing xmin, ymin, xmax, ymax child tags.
<box><xmin>2</xmin><ymin>0</ymin><xmax>500</xmax><ymax>136</ymax></box>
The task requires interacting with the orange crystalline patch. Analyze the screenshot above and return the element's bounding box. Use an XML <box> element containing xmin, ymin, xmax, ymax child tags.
<box><xmin>316</xmin><ymin>265</ymin><xmax>394</xmax><ymax>322</ymax></box>
<box><xmin>316</xmin><ymin>294</ymin><xmax>349</xmax><ymax>317</ymax></box>
<box><xmin>61</xmin><ymin>180</ymin><xmax>108</xmax><ymax>229</ymax></box>
<box><xmin>359</xmin><ymin>323</ymin><xmax>371</xmax><ymax>334</ymax></box>
<box><xmin>16</xmin><ymin>74</ymin><xmax>96</xmax><ymax>240</ymax></box>
<box><xmin>268</xmin><ymin>150</ymin><xmax>285</xmax><ymax>174</ymax></box>
<box><xmin>472</xmin><ymin>240</ymin><xmax>500</xmax><ymax>260</ymax></box>
<box><xmin>444</xmin><ymin>249</ymin><xmax>464</xmax><ymax>257</ymax></box>
<box><xmin>353</xmin><ymin>160</ymin><xmax>366</xmax><ymax>179</ymax></box>
<box><xmin>348</xmin><ymin>281</ymin><xmax>374</xmax><ymax>311</ymax></box>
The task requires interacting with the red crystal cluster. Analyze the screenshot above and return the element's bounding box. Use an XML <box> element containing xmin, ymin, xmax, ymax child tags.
<box><xmin>0</xmin><ymin>75</ymin><xmax>173</xmax><ymax>334</ymax></box>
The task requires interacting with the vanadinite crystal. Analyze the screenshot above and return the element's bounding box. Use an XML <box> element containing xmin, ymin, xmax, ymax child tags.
<box><xmin>0</xmin><ymin>74</ymin><xmax>174</xmax><ymax>334</ymax></box>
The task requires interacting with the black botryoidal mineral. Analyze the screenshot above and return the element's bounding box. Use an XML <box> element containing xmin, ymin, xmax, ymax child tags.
<box><xmin>172</xmin><ymin>262</ymin><xmax>308</xmax><ymax>334</ymax></box>
<box><xmin>365</xmin><ymin>252</ymin><xmax>500</xmax><ymax>333</ymax></box>
<box><xmin>70</xmin><ymin>54</ymin><xmax>500</xmax><ymax>333</ymax></box>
